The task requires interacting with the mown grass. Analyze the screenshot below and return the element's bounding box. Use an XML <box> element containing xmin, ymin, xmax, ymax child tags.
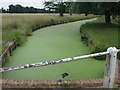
<box><xmin>2</xmin><ymin>14</ymin><xmax>95</xmax><ymax>53</ymax></box>
<box><xmin>81</xmin><ymin>16</ymin><xmax>119</xmax><ymax>58</ymax></box>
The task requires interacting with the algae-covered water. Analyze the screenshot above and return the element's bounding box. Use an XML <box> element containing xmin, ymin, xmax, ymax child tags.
<box><xmin>3</xmin><ymin>19</ymin><xmax>105</xmax><ymax>80</ymax></box>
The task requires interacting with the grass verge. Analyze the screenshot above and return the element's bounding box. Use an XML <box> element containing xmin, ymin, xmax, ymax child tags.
<box><xmin>81</xmin><ymin>16</ymin><xmax>119</xmax><ymax>59</ymax></box>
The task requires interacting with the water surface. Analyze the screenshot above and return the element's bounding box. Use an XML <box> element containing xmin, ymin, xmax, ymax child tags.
<box><xmin>3</xmin><ymin>19</ymin><xmax>105</xmax><ymax>80</ymax></box>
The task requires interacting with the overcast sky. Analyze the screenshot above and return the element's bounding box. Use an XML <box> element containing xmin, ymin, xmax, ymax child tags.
<box><xmin>1</xmin><ymin>0</ymin><xmax>119</xmax><ymax>9</ymax></box>
<box><xmin>1</xmin><ymin>0</ymin><xmax>46</xmax><ymax>9</ymax></box>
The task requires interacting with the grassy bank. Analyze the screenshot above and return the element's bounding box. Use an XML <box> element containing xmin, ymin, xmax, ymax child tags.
<box><xmin>2</xmin><ymin>14</ymin><xmax>95</xmax><ymax>53</ymax></box>
<box><xmin>81</xmin><ymin>16</ymin><xmax>119</xmax><ymax>59</ymax></box>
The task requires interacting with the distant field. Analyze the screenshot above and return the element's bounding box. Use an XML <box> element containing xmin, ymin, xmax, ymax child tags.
<box><xmin>81</xmin><ymin>16</ymin><xmax>119</xmax><ymax>54</ymax></box>
<box><xmin>2</xmin><ymin>14</ymin><xmax>95</xmax><ymax>53</ymax></box>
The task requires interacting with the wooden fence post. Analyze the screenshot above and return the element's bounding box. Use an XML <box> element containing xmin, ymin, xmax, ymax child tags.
<box><xmin>103</xmin><ymin>47</ymin><xmax>118</xmax><ymax>88</ymax></box>
<box><xmin>0</xmin><ymin>56</ymin><xmax>2</xmax><ymax>68</ymax></box>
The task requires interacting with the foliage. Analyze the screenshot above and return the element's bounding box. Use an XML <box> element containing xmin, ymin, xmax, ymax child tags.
<box><xmin>58</xmin><ymin>2</ymin><xmax>66</xmax><ymax>17</ymax></box>
<box><xmin>1</xmin><ymin>2</ymin><xmax>119</xmax><ymax>24</ymax></box>
<box><xmin>44</xmin><ymin>2</ymin><xmax>59</xmax><ymax>13</ymax></box>
<box><xmin>2</xmin><ymin>14</ymin><xmax>95</xmax><ymax>52</ymax></box>
<box><xmin>8</xmin><ymin>4</ymin><xmax>46</xmax><ymax>13</ymax></box>
<box><xmin>44</xmin><ymin>1</ymin><xmax>66</xmax><ymax>16</ymax></box>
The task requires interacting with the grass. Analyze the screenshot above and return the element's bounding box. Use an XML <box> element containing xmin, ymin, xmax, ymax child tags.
<box><xmin>1</xmin><ymin>14</ymin><xmax>95</xmax><ymax>53</ymax></box>
<box><xmin>81</xmin><ymin>16</ymin><xmax>119</xmax><ymax>56</ymax></box>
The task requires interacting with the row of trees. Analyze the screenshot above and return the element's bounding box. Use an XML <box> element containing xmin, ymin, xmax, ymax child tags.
<box><xmin>1</xmin><ymin>5</ymin><xmax>46</xmax><ymax>13</ymax></box>
<box><xmin>1</xmin><ymin>2</ymin><xmax>119</xmax><ymax>24</ymax></box>
<box><xmin>44</xmin><ymin>2</ymin><xmax>120</xmax><ymax>23</ymax></box>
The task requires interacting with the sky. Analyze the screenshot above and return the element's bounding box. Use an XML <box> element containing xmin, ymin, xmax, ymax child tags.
<box><xmin>1</xmin><ymin>0</ymin><xmax>46</xmax><ymax>9</ymax></box>
<box><xmin>1</xmin><ymin>0</ymin><xmax>119</xmax><ymax>9</ymax></box>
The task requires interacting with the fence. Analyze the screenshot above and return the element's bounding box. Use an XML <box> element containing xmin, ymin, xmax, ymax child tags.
<box><xmin>0</xmin><ymin>40</ymin><xmax>16</xmax><ymax>67</ymax></box>
<box><xmin>0</xmin><ymin>47</ymin><xmax>120</xmax><ymax>88</ymax></box>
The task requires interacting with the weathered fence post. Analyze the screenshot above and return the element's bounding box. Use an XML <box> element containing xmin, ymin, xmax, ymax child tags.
<box><xmin>0</xmin><ymin>56</ymin><xmax>2</xmax><ymax>68</ymax></box>
<box><xmin>103</xmin><ymin>47</ymin><xmax>118</xmax><ymax>88</ymax></box>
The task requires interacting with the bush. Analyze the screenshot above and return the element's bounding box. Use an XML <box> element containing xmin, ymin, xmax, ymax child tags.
<box><xmin>14</xmin><ymin>31</ymin><xmax>27</xmax><ymax>46</ymax></box>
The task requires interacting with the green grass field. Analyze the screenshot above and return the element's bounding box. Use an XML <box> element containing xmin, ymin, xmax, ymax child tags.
<box><xmin>3</xmin><ymin>19</ymin><xmax>105</xmax><ymax>80</ymax></box>
<box><xmin>81</xmin><ymin>16</ymin><xmax>119</xmax><ymax>53</ymax></box>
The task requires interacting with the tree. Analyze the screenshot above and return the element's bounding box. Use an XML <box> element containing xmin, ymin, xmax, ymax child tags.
<box><xmin>9</xmin><ymin>5</ymin><xmax>16</xmax><ymax>13</ymax></box>
<box><xmin>65</xmin><ymin>2</ymin><xmax>75</xmax><ymax>15</ymax></box>
<box><xmin>82</xmin><ymin>2</ymin><xmax>92</xmax><ymax>16</ymax></box>
<box><xmin>101</xmin><ymin>3</ymin><xmax>112</xmax><ymax>24</ymax></box>
<box><xmin>58</xmin><ymin>2</ymin><xmax>65</xmax><ymax>16</ymax></box>
<box><xmin>110</xmin><ymin>2</ymin><xmax>118</xmax><ymax>19</ymax></box>
<box><xmin>105</xmin><ymin>8</ymin><xmax>111</xmax><ymax>24</ymax></box>
<box><xmin>44</xmin><ymin>2</ymin><xmax>58</xmax><ymax>13</ymax></box>
<box><xmin>99</xmin><ymin>2</ymin><xmax>118</xmax><ymax>24</ymax></box>
<box><xmin>15</xmin><ymin>5</ymin><xmax>24</xmax><ymax>13</ymax></box>
<box><xmin>75</xmin><ymin>2</ymin><xmax>118</xmax><ymax>24</ymax></box>
<box><xmin>90</xmin><ymin>3</ymin><xmax>103</xmax><ymax>15</ymax></box>
<box><xmin>8</xmin><ymin>4</ymin><xmax>47</xmax><ymax>13</ymax></box>
<box><xmin>72</xmin><ymin>2</ymin><xmax>92</xmax><ymax>16</ymax></box>
<box><xmin>118</xmin><ymin>2</ymin><xmax>120</xmax><ymax>15</ymax></box>
<box><xmin>44</xmin><ymin>0</ymin><xmax>66</xmax><ymax>16</ymax></box>
<box><xmin>1</xmin><ymin>8</ymin><xmax>7</xmax><ymax>13</ymax></box>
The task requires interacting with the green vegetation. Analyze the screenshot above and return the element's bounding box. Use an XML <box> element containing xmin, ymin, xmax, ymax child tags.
<box><xmin>2</xmin><ymin>14</ymin><xmax>95</xmax><ymax>52</ymax></box>
<box><xmin>81</xmin><ymin>16</ymin><xmax>119</xmax><ymax>59</ymax></box>
<box><xmin>3</xmin><ymin>20</ymin><xmax>105</xmax><ymax>80</ymax></box>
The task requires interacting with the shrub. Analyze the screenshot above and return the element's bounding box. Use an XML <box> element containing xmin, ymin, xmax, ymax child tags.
<box><xmin>14</xmin><ymin>31</ymin><xmax>27</xmax><ymax>46</ymax></box>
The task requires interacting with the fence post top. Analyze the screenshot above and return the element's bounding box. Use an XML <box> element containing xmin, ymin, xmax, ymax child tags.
<box><xmin>107</xmin><ymin>47</ymin><xmax>118</xmax><ymax>54</ymax></box>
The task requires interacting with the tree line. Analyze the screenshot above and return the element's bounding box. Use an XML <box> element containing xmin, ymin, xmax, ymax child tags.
<box><xmin>1</xmin><ymin>2</ymin><xmax>120</xmax><ymax>24</ymax></box>
<box><xmin>1</xmin><ymin>5</ymin><xmax>46</xmax><ymax>13</ymax></box>
<box><xmin>44</xmin><ymin>2</ymin><xmax>119</xmax><ymax>23</ymax></box>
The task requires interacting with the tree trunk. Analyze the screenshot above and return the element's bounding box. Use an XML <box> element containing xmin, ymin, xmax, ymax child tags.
<box><xmin>85</xmin><ymin>13</ymin><xmax>88</xmax><ymax>16</ymax></box>
<box><xmin>59</xmin><ymin>2</ymin><xmax>65</xmax><ymax>17</ymax></box>
<box><xmin>105</xmin><ymin>9</ymin><xmax>111</xmax><ymax>24</ymax></box>
<box><xmin>59</xmin><ymin>12</ymin><xmax>63</xmax><ymax>17</ymax></box>
<box><xmin>112</xmin><ymin>13</ymin><xmax>117</xmax><ymax>20</ymax></box>
<box><xmin>70</xmin><ymin>13</ymin><xmax>72</xmax><ymax>16</ymax></box>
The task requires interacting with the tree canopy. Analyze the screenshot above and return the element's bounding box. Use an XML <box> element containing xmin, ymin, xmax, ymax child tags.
<box><xmin>1</xmin><ymin>2</ymin><xmax>119</xmax><ymax>23</ymax></box>
<box><xmin>8</xmin><ymin>4</ymin><xmax>46</xmax><ymax>13</ymax></box>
